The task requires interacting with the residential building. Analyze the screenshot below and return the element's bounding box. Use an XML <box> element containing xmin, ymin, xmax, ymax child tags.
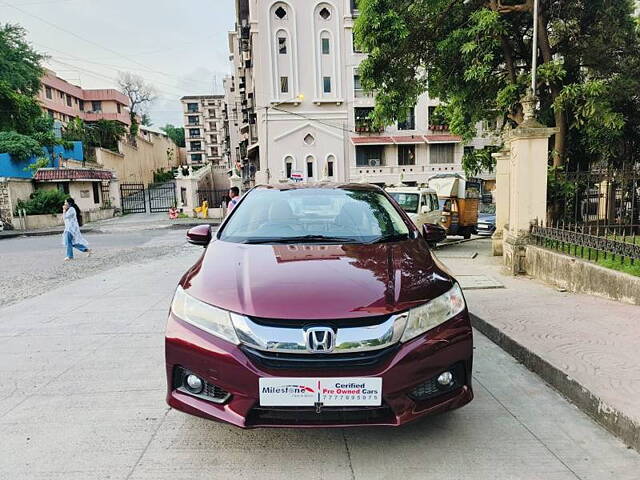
<box><xmin>37</xmin><ymin>69</ymin><xmax>131</xmax><ymax>126</ymax></box>
<box><xmin>180</xmin><ymin>95</ymin><xmax>226</xmax><ymax>165</ymax></box>
<box><xmin>229</xmin><ymin>0</ymin><xmax>498</xmax><ymax>187</ymax></box>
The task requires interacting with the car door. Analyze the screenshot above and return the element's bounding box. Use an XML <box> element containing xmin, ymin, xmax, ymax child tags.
<box><xmin>413</xmin><ymin>193</ymin><xmax>431</xmax><ymax>229</ymax></box>
<box><xmin>426</xmin><ymin>194</ymin><xmax>442</xmax><ymax>225</ymax></box>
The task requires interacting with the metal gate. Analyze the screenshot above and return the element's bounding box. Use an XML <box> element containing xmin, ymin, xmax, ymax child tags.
<box><xmin>120</xmin><ymin>183</ymin><xmax>146</xmax><ymax>214</ymax></box>
<box><xmin>148</xmin><ymin>182</ymin><xmax>177</xmax><ymax>213</ymax></box>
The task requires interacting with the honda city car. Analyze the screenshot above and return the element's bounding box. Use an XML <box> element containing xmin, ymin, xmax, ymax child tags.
<box><xmin>165</xmin><ymin>183</ymin><xmax>473</xmax><ymax>428</ymax></box>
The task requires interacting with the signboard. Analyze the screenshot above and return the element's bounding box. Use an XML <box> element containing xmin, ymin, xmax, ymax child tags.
<box><xmin>290</xmin><ymin>170</ymin><xmax>304</xmax><ymax>182</ymax></box>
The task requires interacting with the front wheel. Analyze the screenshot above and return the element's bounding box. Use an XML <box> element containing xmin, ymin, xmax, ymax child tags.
<box><xmin>462</xmin><ymin>229</ymin><xmax>472</xmax><ymax>240</ymax></box>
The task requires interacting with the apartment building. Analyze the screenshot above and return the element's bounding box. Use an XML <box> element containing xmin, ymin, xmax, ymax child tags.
<box><xmin>228</xmin><ymin>0</ymin><xmax>497</xmax><ymax>187</ymax></box>
<box><xmin>38</xmin><ymin>69</ymin><xmax>131</xmax><ymax>126</ymax></box>
<box><xmin>180</xmin><ymin>95</ymin><xmax>227</xmax><ymax>165</ymax></box>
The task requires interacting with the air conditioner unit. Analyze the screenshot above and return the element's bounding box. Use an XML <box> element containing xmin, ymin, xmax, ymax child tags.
<box><xmin>369</xmin><ymin>159</ymin><xmax>381</xmax><ymax>167</ymax></box>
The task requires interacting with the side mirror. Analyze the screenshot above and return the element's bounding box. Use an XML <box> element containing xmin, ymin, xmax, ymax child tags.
<box><xmin>422</xmin><ymin>223</ymin><xmax>446</xmax><ymax>247</ymax></box>
<box><xmin>421</xmin><ymin>205</ymin><xmax>431</xmax><ymax>214</ymax></box>
<box><xmin>187</xmin><ymin>225</ymin><xmax>212</xmax><ymax>247</ymax></box>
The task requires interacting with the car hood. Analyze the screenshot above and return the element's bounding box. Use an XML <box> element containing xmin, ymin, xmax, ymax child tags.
<box><xmin>181</xmin><ymin>239</ymin><xmax>454</xmax><ymax>320</ymax></box>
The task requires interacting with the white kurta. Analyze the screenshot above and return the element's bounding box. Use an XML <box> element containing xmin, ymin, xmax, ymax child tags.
<box><xmin>62</xmin><ymin>208</ymin><xmax>89</xmax><ymax>247</ymax></box>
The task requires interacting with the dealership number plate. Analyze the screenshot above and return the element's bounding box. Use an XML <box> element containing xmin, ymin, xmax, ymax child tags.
<box><xmin>259</xmin><ymin>377</ymin><xmax>382</xmax><ymax>407</ymax></box>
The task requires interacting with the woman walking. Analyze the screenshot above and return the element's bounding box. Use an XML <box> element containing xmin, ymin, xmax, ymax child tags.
<box><xmin>62</xmin><ymin>198</ymin><xmax>91</xmax><ymax>261</ymax></box>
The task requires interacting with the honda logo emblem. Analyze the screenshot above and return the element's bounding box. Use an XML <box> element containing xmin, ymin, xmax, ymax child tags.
<box><xmin>305</xmin><ymin>327</ymin><xmax>335</xmax><ymax>353</ymax></box>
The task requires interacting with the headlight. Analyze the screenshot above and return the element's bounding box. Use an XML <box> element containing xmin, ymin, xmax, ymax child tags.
<box><xmin>171</xmin><ymin>286</ymin><xmax>239</xmax><ymax>344</ymax></box>
<box><xmin>401</xmin><ymin>283</ymin><xmax>466</xmax><ymax>342</ymax></box>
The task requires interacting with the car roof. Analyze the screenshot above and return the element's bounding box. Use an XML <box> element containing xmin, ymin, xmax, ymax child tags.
<box><xmin>252</xmin><ymin>182</ymin><xmax>384</xmax><ymax>192</ymax></box>
<box><xmin>386</xmin><ymin>187</ymin><xmax>437</xmax><ymax>194</ymax></box>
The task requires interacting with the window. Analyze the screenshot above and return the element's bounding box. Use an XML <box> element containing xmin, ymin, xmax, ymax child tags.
<box><xmin>190</xmin><ymin>141</ymin><xmax>202</xmax><ymax>151</ymax></box>
<box><xmin>327</xmin><ymin>159</ymin><xmax>334</xmax><ymax>177</ymax></box>
<box><xmin>323</xmin><ymin>76</ymin><xmax>332</xmax><ymax>94</ymax></box>
<box><xmin>191</xmin><ymin>153</ymin><xmax>203</xmax><ymax>163</ymax></box>
<box><xmin>398</xmin><ymin>145</ymin><xmax>416</xmax><ymax>165</ymax></box>
<box><xmin>189</xmin><ymin>128</ymin><xmax>201</xmax><ymax>137</ymax></box>
<box><xmin>79</xmin><ymin>100</ymin><xmax>84</xmax><ymax>112</ymax></box>
<box><xmin>275</xmin><ymin>6</ymin><xmax>287</xmax><ymax>19</ymax></box>
<box><xmin>57</xmin><ymin>183</ymin><xmax>70</xmax><ymax>195</ymax></box>
<box><xmin>356</xmin><ymin>145</ymin><xmax>384</xmax><ymax>167</ymax></box>
<box><xmin>188</xmin><ymin>115</ymin><xmax>199</xmax><ymax>125</ymax></box>
<box><xmin>45</xmin><ymin>86</ymin><xmax>52</xmax><ymax>99</ymax></box>
<box><xmin>354</xmin><ymin>74</ymin><xmax>361</xmax><ymax>91</ymax></box>
<box><xmin>187</xmin><ymin>102</ymin><xmax>199</xmax><ymax>113</ymax></box>
<box><xmin>398</xmin><ymin>108</ymin><xmax>415</xmax><ymax>130</ymax></box>
<box><xmin>389</xmin><ymin>193</ymin><xmax>419</xmax><ymax>214</ymax></box>
<box><xmin>92</xmin><ymin>182</ymin><xmax>100</xmax><ymax>204</ymax></box>
<box><xmin>307</xmin><ymin>157</ymin><xmax>314</xmax><ymax>178</ymax></box>
<box><xmin>117</xmin><ymin>103</ymin><xmax>121</xmax><ymax>114</ymax></box>
<box><xmin>219</xmin><ymin>188</ymin><xmax>410</xmax><ymax>244</ymax></box>
<box><xmin>60</xmin><ymin>91</ymin><xmax>64</xmax><ymax>99</ymax></box>
<box><xmin>66</xmin><ymin>95</ymin><xmax>72</xmax><ymax>107</ymax></box>
<box><xmin>285</xmin><ymin>158</ymin><xmax>293</xmax><ymax>179</ymax></box>
<box><xmin>319</xmin><ymin>7</ymin><xmax>331</xmax><ymax>20</ymax></box>
<box><xmin>304</xmin><ymin>133</ymin><xmax>315</xmax><ymax>145</ymax></box>
<box><xmin>278</xmin><ymin>36</ymin><xmax>287</xmax><ymax>54</ymax></box>
<box><xmin>280</xmin><ymin>76</ymin><xmax>289</xmax><ymax>94</ymax></box>
<box><xmin>431</xmin><ymin>144</ymin><xmax>455</xmax><ymax>164</ymax></box>
<box><xmin>322</xmin><ymin>38</ymin><xmax>330</xmax><ymax>55</ymax></box>
<box><xmin>91</xmin><ymin>101</ymin><xmax>102</xmax><ymax>112</ymax></box>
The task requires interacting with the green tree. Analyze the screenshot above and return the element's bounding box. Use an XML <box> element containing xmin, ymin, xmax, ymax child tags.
<box><xmin>160</xmin><ymin>124</ymin><xmax>186</xmax><ymax>147</ymax></box>
<box><xmin>0</xmin><ymin>131</ymin><xmax>41</xmax><ymax>161</ymax></box>
<box><xmin>62</xmin><ymin>118</ymin><xmax>126</xmax><ymax>153</ymax></box>
<box><xmin>0</xmin><ymin>23</ymin><xmax>44</xmax><ymax>133</ymax></box>
<box><xmin>355</xmin><ymin>0</ymin><xmax>640</xmax><ymax>172</ymax></box>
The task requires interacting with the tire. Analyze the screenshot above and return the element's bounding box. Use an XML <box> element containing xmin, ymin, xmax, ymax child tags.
<box><xmin>462</xmin><ymin>229</ymin><xmax>471</xmax><ymax>240</ymax></box>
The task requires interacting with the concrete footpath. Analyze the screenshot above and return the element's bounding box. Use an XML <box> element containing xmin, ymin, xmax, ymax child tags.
<box><xmin>436</xmin><ymin>238</ymin><xmax>640</xmax><ymax>451</ymax></box>
<box><xmin>0</xmin><ymin>213</ymin><xmax>220</xmax><ymax>239</ymax></box>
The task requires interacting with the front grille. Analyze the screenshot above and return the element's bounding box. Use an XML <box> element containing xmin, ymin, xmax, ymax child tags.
<box><xmin>247</xmin><ymin>314</ymin><xmax>392</xmax><ymax>329</ymax></box>
<box><xmin>247</xmin><ymin>405</ymin><xmax>395</xmax><ymax>426</ymax></box>
<box><xmin>409</xmin><ymin>362</ymin><xmax>465</xmax><ymax>401</ymax></box>
<box><xmin>241</xmin><ymin>344</ymin><xmax>399</xmax><ymax>370</ymax></box>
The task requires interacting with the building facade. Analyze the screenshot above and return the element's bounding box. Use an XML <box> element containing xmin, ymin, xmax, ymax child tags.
<box><xmin>180</xmin><ymin>95</ymin><xmax>227</xmax><ymax>165</ymax></box>
<box><xmin>228</xmin><ymin>0</ymin><xmax>498</xmax><ymax>187</ymax></box>
<box><xmin>38</xmin><ymin>69</ymin><xmax>131</xmax><ymax>126</ymax></box>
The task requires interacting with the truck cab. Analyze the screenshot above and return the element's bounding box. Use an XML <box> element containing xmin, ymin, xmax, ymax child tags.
<box><xmin>386</xmin><ymin>187</ymin><xmax>442</xmax><ymax>229</ymax></box>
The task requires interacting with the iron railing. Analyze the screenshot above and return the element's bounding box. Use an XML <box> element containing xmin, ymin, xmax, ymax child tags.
<box><xmin>197</xmin><ymin>189</ymin><xmax>229</xmax><ymax>208</ymax></box>
<box><xmin>531</xmin><ymin>222</ymin><xmax>640</xmax><ymax>265</ymax></box>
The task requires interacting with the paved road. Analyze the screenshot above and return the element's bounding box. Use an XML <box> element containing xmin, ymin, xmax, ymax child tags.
<box><xmin>1</xmin><ymin>243</ymin><xmax>639</xmax><ymax>479</ymax></box>
<box><xmin>0</xmin><ymin>227</ymin><xmax>187</xmax><ymax>307</ymax></box>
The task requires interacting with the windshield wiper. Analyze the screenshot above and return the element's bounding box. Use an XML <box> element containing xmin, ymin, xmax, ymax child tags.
<box><xmin>367</xmin><ymin>233</ymin><xmax>410</xmax><ymax>244</ymax></box>
<box><xmin>243</xmin><ymin>235</ymin><xmax>360</xmax><ymax>245</ymax></box>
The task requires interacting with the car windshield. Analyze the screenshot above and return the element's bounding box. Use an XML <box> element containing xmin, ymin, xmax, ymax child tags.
<box><xmin>219</xmin><ymin>188</ymin><xmax>410</xmax><ymax>244</ymax></box>
<box><xmin>388</xmin><ymin>192</ymin><xmax>419</xmax><ymax>214</ymax></box>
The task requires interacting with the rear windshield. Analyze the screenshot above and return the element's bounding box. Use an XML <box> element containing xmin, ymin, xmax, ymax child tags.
<box><xmin>219</xmin><ymin>188</ymin><xmax>410</xmax><ymax>244</ymax></box>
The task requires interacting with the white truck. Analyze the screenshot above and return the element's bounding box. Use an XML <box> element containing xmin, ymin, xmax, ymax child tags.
<box><xmin>386</xmin><ymin>186</ymin><xmax>442</xmax><ymax>229</ymax></box>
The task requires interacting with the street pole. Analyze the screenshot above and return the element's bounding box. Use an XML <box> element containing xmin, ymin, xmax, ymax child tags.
<box><xmin>531</xmin><ymin>0</ymin><xmax>539</xmax><ymax>97</ymax></box>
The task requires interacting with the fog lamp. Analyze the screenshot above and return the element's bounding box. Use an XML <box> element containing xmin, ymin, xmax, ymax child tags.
<box><xmin>185</xmin><ymin>374</ymin><xmax>204</xmax><ymax>393</ymax></box>
<box><xmin>437</xmin><ymin>371</ymin><xmax>453</xmax><ymax>387</ymax></box>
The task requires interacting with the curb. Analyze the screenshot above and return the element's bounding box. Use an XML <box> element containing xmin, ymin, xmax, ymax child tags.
<box><xmin>0</xmin><ymin>228</ymin><xmax>94</xmax><ymax>239</ymax></box>
<box><xmin>470</xmin><ymin>313</ymin><xmax>640</xmax><ymax>452</ymax></box>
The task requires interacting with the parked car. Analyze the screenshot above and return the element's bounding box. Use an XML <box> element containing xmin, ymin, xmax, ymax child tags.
<box><xmin>386</xmin><ymin>186</ymin><xmax>445</xmax><ymax>246</ymax></box>
<box><xmin>476</xmin><ymin>213</ymin><xmax>496</xmax><ymax>236</ymax></box>
<box><xmin>166</xmin><ymin>183</ymin><xmax>473</xmax><ymax>428</ymax></box>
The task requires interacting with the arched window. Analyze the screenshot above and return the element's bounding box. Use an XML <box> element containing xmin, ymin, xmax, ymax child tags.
<box><xmin>284</xmin><ymin>155</ymin><xmax>294</xmax><ymax>179</ymax></box>
<box><xmin>306</xmin><ymin>155</ymin><xmax>315</xmax><ymax>179</ymax></box>
<box><xmin>326</xmin><ymin>154</ymin><xmax>336</xmax><ymax>178</ymax></box>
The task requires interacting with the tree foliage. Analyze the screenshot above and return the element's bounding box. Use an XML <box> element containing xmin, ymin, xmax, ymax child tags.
<box><xmin>16</xmin><ymin>188</ymin><xmax>68</xmax><ymax>215</ymax></box>
<box><xmin>355</xmin><ymin>0</ymin><xmax>640</xmax><ymax>172</ymax></box>
<box><xmin>160</xmin><ymin>124</ymin><xmax>186</xmax><ymax>147</ymax></box>
<box><xmin>62</xmin><ymin>118</ymin><xmax>126</xmax><ymax>153</ymax></box>
<box><xmin>0</xmin><ymin>130</ymin><xmax>41</xmax><ymax>161</ymax></box>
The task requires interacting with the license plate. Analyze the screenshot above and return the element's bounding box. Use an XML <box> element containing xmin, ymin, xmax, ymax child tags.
<box><xmin>259</xmin><ymin>377</ymin><xmax>382</xmax><ymax>407</ymax></box>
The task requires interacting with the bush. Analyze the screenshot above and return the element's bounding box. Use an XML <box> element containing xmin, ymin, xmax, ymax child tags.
<box><xmin>0</xmin><ymin>131</ymin><xmax>42</xmax><ymax>162</ymax></box>
<box><xmin>16</xmin><ymin>189</ymin><xmax>69</xmax><ymax>215</ymax></box>
<box><xmin>153</xmin><ymin>168</ymin><xmax>175</xmax><ymax>183</ymax></box>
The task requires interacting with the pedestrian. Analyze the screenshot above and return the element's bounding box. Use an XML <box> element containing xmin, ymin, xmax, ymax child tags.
<box><xmin>227</xmin><ymin>187</ymin><xmax>240</xmax><ymax>213</ymax></box>
<box><xmin>62</xmin><ymin>197</ymin><xmax>91</xmax><ymax>261</ymax></box>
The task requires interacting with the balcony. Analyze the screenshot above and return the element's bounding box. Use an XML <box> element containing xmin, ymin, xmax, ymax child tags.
<box><xmin>354</xmin><ymin>121</ymin><xmax>384</xmax><ymax>134</ymax></box>
<box><xmin>428</xmin><ymin>124</ymin><xmax>449</xmax><ymax>132</ymax></box>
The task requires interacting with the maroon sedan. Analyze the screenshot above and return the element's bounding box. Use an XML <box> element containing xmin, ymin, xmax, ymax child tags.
<box><xmin>166</xmin><ymin>183</ymin><xmax>473</xmax><ymax>428</ymax></box>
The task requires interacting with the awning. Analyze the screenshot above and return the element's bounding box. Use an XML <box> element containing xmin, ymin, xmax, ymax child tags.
<box><xmin>34</xmin><ymin>168</ymin><xmax>113</xmax><ymax>182</ymax></box>
<box><xmin>392</xmin><ymin>136</ymin><xmax>425</xmax><ymax>144</ymax></box>
<box><xmin>351</xmin><ymin>136</ymin><xmax>394</xmax><ymax>146</ymax></box>
<box><xmin>424</xmin><ymin>135</ymin><xmax>462</xmax><ymax>144</ymax></box>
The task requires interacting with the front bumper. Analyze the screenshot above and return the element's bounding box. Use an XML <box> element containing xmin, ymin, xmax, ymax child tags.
<box><xmin>165</xmin><ymin>312</ymin><xmax>473</xmax><ymax>428</ymax></box>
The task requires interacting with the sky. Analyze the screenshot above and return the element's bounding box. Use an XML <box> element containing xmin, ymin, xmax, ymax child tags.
<box><xmin>0</xmin><ymin>0</ymin><xmax>236</xmax><ymax>127</ymax></box>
